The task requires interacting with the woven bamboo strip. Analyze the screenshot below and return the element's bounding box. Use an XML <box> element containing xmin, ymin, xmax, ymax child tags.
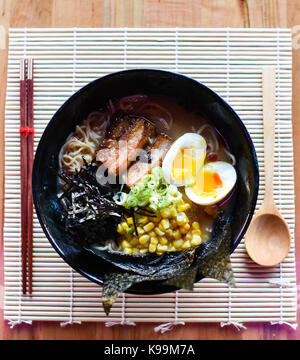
<box><xmin>3</xmin><ymin>28</ymin><xmax>297</xmax><ymax>325</ymax></box>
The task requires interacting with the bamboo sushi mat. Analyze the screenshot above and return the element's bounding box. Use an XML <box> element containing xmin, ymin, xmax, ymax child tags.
<box><xmin>3</xmin><ymin>28</ymin><xmax>298</xmax><ymax>330</ymax></box>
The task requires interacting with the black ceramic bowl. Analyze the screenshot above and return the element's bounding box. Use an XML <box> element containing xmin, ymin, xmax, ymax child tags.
<box><xmin>32</xmin><ymin>69</ymin><xmax>259</xmax><ymax>295</ymax></box>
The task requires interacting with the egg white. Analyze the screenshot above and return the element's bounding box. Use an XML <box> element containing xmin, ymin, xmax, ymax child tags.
<box><xmin>162</xmin><ymin>133</ymin><xmax>207</xmax><ymax>187</ymax></box>
<box><xmin>185</xmin><ymin>161</ymin><xmax>237</xmax><ymax>206</ymax></box>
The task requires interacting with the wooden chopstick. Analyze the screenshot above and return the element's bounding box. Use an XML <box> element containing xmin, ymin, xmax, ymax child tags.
<box><xmin>26</xmin><ymin>58</ymin><xmax>34</xmax><ymax>295</ymax></box>
<box><xmin>19</xmin><ymin>58</ymin><xmax>35</xmax><ymax>295</ymax></box>
<box><xmin>19</xmin><ymin>59</ymin><xmax>28</xmax><ymax>295</ymax></box>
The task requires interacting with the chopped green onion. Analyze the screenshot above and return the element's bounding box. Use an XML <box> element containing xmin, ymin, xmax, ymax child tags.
<box><xmin>148</xmin><ymin>179</ymin><xmax>158</xmax><ymax>189</ymax></box>
<box><xmin>126</xmin><ymin>196</ymin><xmax>139</xmax><ymax>208</ymax></box>
<box><xmin>115</xmin><ymin>167</ymin><xmax>181</xmax><ymax>211</ymax></box>
<box><xmin>149</xmin><ymin>203</ymin><xmax>158</xmax><ymax>212</ymax></box>
<box><xmin>168</xmin><ymin>184</ymin><xmax>178</xmax><ymax>195</ymax></box>
<box><xmin>141</xmin><ymin>174</ymin><xmax>152</xmax><ymax>184</ymax></box>
<box><xmin>151</xmin><ymin>166</ymin><xmax>163</xmax><ymax>180</ymax></box>
<box><xmin>125</xmin><ymin>227</ymin><xmax>133</xmax><ymax>235</ymax></box>
<box><xmin>130</xmin><ymin>185</ymin><xmax>140</xmax><ymax>195</ymax></box>
<box><xmin>157</xmin><ymin>183</ymin><xmax>168</xmax><ymax>194</ymax></box>
<box><xmin>136</xmin><ymin>182</ymin><xmax>146</xmax><ymax>191</ymax></box>
<box><xmin>113</xmin><ymin>192</ymin><xmax>127</xmax><ymax>205</ymax></box>
<box><xmin>168</xmin><ymin>192</ymin><xmax>182</xmax><ymax>203</ymax></box>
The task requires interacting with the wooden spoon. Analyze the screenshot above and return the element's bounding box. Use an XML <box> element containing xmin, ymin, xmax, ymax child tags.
<box><xmin>245</xmin><ymin>66</ymin><xmax>291</xmax><ymax>267</ymax></box>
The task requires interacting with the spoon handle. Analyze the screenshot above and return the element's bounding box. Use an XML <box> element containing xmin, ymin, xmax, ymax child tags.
<box><xmin>262</xmin><ymin>66</ymin><xmax>277</xmax><ymax>210</ymax></box>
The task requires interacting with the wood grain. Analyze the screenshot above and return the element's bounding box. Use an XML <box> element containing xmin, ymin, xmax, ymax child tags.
<box><xmin>0</xmin><ymin>0</ymin><xmax>299</xmax><ymax>340</ymax></box>
<box><xmin>52</xmin><ymin>0</ymin><xmax>104</xmax><ymax>27</ymax></box>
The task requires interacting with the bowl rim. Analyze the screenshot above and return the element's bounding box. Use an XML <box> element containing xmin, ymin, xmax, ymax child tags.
<box><xmin>32</xmin><ymin>68</ymin><xmax>259</xmax><ymax>293</ymax></box>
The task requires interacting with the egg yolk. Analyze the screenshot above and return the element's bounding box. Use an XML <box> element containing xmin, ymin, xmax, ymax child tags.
<box><xmin>204</xmin><ymin>171</ymin><xmax>222</xmax><ymax>192</ymax></box>
<box><xmin>191</xmin><ymin>170</ymin><xmax>223</xmax><ymax>197</ymax></box>
<box><xmin>172</xmin><ymin>147</ymin><xmax>204</xmax><ymax>183</ymax></box>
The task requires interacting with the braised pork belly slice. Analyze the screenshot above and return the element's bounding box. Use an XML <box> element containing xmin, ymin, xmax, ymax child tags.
<box><xmin>126</xmin><ymin>133</ymin><xmax>172</xmax><ymax>187</ymax></box>
<box><xmin>96</xmin><ymin>117</ymin><xmax>130</xmax><ymax>165</ymax></box>
<box><xmin>96</xmin><ymin>117</ymin><xmax>155</xmax><ymax>175</ymax></box>
<box><xmin>100</xmin><ymin>117</ymin><xmax>130</xmax><ymax>149</ymax></box>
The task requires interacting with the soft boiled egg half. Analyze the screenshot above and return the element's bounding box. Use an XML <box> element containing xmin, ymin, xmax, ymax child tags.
<box><xmin>162</xmin><ymin>133</ymin><xmax>237</xmax><ymax>206</ymax></box>
<box><xmin>162</xmin><ymin>133</ymin><xmax>207</xmax><ymax>187</ymax></box>
<box><xmin>185</xmin><ymin>161</ymin><xmax>237</xmax><ymax>206</ymax></box>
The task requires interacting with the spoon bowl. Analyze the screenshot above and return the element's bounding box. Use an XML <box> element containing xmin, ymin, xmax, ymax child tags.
<box><xmin>245</xmin><ymin>213</ymin><xmax>290</xmax><ymax>267</ymax></box>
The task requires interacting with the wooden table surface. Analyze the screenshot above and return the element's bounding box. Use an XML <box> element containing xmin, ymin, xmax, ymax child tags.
<box><xmin>0</xmin><ymin>0</ymin><xmax>299</xmax><ymax>340</ymax></box>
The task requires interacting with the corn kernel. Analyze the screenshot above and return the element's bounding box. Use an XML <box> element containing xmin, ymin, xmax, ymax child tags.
<box><xmin>117</xmin><ymin>223</ymin><xmax>124</xmax><ymax>234</ymax></box>
<box><xmin>160</xmin><ymin>208</ymin><xmax>171</xmax><ymax>218</ymax></box>
<box><xmin>155</xmin><ymin>227</ymin><xmax>165</xmax><ymax>236</ymax></box>
<box><xmin>157</xmin><ymin>244</ymin><xmax>168</xmax><ymax>252</ymax></box>
<box><xmin>165</xmin><ymin>229</ymin><xmax>173</xmax><ymax>239</ymax></box>
<box><xmin>173</xmin><ymin>230</ymin><xmax>181</xmax><ymax>240</ymax></box>
<box><xmin>149</xmin><ymin>243</ymin><xmax>157</xmax><ymax>253</ymax></box>
<box><xmin>180</xmin><ymin>226</ymin><xmax>189</xmax><ymax>235</ymax></box>
<box><xmin>123</xmin><ymin>248</ymin><xmax>132</xmax><ymax>255</ymax></box>
<box><xmin>152</xmin><ymin>214</ymin><xmax>161</xmax><ymax>223</ymax></box>
<box><xmin>161</xmin><ymin>219</ymin><xmax>170</xmax><ymax>230</ymax></box>
<box><xmin>143</xmin><ymin>222</ymin><xmax>155</xmax><ymax>232</ymax></box>
<box><xmin>139</xmin><ymin>249</ymin><xmax>148</xmax><ymax>255</ymax></box>
<box><xmin>185</xmin><ymin>232</ymin><xmax>193</xmax><ymax>241</ymax></box>
<box><xmin>137</xmin><ymin>226</ymin><xmax>145</xmax><ymax>236</ymax></box>
<box><xmin>191</xmin><ymin>235</ymin><xmax>202</xmax><ymax>246</ymax></box>
<box><xmin>159</xmin><ymin>236</ymin><xmax>168</xmax><ymax>245</ymax></box>
<box><xmin>149</xmin><ymin>231</ymin><xmax>156</xmax><ymax>237</ymax></box>
<box><xmin>150</xmin><ymin>237</ymin><xmax>158</xmax><ymax>245</ymax></box>
<box><xmin>126</xmin><ymin>217</ymin><xmax>134</xmax><ymax>225</ymax></box>
<box><xmin>177</xmin><ymin>203</ymin><xmax>191</xmax><ymax>212</ymax></box>
<box><xmin>170</xmin><ymin>219</ymin><xmax>178</xmax><ymax>229</ymax></box>
<box><xmin>184</xmin><ymin>203</ymin><xmax>191</xmax><ymax>210</ymax></box>
<box><xmin>158</xmin><ymin>222</ymin><xmax>165</xmax><ymax>231</ymax></box>
<box><xmin>121</xmin><ymin>240</ymin><xmax>131</xmax><ymax>249</ymax></box>
<box><xmin>182</xmin><ymin>240</ymin><xmax>191</xmax><ymax>249</ymax></box>
<box><xmin>121</xmin><ymin>222</ymin><xmax>129</xmax><ymax>231</ymax></box>
<box><xmin>176</xmin><ymin>212</ymin><xmax>188</xmax><ymax>226</ymax></box>
<box><xmin>137</xmin><ymin>216</ymin><xmax>148</xmax><ymax>225</ymax></box>
<box><xmin>192</xmin><ymin>221</ymin><xmax>200</xmax><ymax>230</ymax></box>
<box><xmin>139</xmin><ymin>234</ymin><xmax>150</xmax><ymax>245</ymax></box>
<box><xmin>132</xmin><ymin>248</ymin><xmax>138</xmax><ymax>254</ymax></box>
<box><xmin>184</xmin><ymin>223</ymin><xmax>191</xmax><ymax>231</ymax></box>
<box><xmin>168</xmin><ymin>246</ymin><xmax>176</xmax><ymax>252</ymax></box>
<box><xmin>170</xmin><ymin>208</ymin><xmax>177</xmax><ymax>217</ymax></box>
<box><xmin>173</xmin><ymin>239</ymin><xmax>183</xmax><ymax>249</ymax></box>
<box><xmin>156</xmin><ymin>251</ymin><xmax>163</xmax><ymax>256</ymax></box>
<box><xmin>192</xmin><ymin>229</ymin><xmax>202</xmax><ymax>236</ymax></box>
<box><xmin>130</xmin><ymin>237</ymin><xmax>139</xmax><ymax>246</ymax></box>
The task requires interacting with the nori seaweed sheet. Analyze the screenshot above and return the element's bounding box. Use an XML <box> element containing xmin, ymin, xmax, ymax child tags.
<box><xmin>86</xmin><ymin>211</ymin><xmax>235</xmax><ymax>315</ymax></box>
<box><xmin>165</xmin><ymin>214</ymin><xmax>235</xmax><ymax>289</ymax></box>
